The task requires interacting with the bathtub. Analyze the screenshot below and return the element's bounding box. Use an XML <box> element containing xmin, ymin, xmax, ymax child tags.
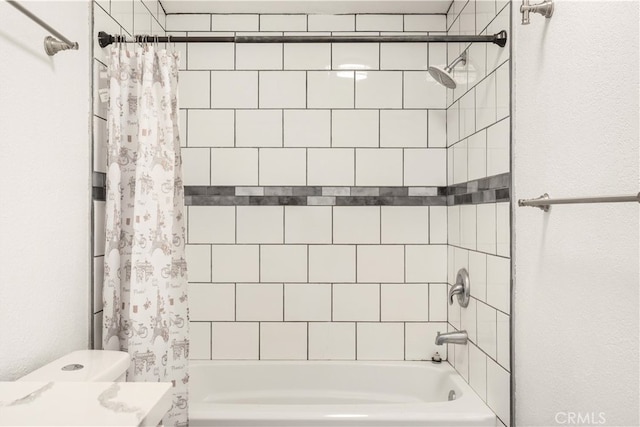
<box><xmin>189</xmin><ymin>361</ymin><xmax>495</xmax><ymax>426</ymax></box>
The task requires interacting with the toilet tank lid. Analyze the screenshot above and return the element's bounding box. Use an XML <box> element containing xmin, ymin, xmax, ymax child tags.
<box><xmin>18</xmin><ymin>350</ymin><xmax>130</xmax><ymax>382</ymax></box>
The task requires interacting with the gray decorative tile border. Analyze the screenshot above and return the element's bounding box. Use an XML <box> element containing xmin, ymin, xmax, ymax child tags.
<box><xmin>92</xmin><ymin>172</ymin><xmax>510</xmax><ymax>206</ymax></box>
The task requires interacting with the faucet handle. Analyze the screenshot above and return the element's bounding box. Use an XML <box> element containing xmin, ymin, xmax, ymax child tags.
<box><xmin>450</xmin><ymin>269</ymin><xmax>471</xmax><ymax>308</ymax></box>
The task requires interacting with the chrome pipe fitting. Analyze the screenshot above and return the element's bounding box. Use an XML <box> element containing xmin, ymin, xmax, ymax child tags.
<box><xmin>521</xmin><ymin>0</ymin><xmax>554</xmax><ymax>25</ymax></box>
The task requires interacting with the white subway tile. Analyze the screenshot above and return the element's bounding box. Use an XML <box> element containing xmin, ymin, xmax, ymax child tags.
<box><xmin>496</xmin><ymin>203</ymin><xmax>510</xmax><ymax>257</ymax></box>
<box><xmin>284</xmin><ymin>110</ymin><xmax>330</xmax><ymax>147</ymax></box>
<box><xmin>468</xmin><ymin>342</ymin><xmax>487</xmax><ymax>400</ymax></box>
<box><xmin>459</xmin><ymin>89</ymin><xmax>476</xmax><ymax>139</ymax></box>
<box><xmin>429</xmin><ymin>283</ymin><xmax>448</xmax><ymax>321</ymax></box>
<box><xmin>461</xmin><ymin>297</ymin><xmax>477</xmax><ymax>343</ymax></box>
<box><xmin>357</xmin><ymin>323</ymin><xmax>404</xmax><ymax>360</ymax></box>
<box><xmin>189</xmin><ymin>206</ymin><xmax>235</xmax><ymax>244</ymax></box>
<box><xmin>180</xmin><ymin>71</ymin><xmax>210</xmax><ymax>108</ymax></box>
<box><xmin>405</xmin><ymin>322</ymin><xmax>447</xmax><ymax>360</ymax></box>
<box><xmin>93</xmin><ymin>257</ymin><xmax>104</xmax><ymax>312</ymax></box>
<box><xmin>260</xmin><ymin>14</ymin><xmax>306</xmax><ymax>31</ymax></box>
<box><xmin>477</xmin><ymin>203</ymin><xmax>497</xmax><ymax>254</ymax></box>
<box><xmin>448</xmin><ymin>205</ymin><xmax>460</xmax><ymax>247</ymax></box>
<box><xmin>333</xmin><ymin>207</ymin><xmax>380</xmax><ymax>244</ymax></box>
<box><xmin>467</xmin><ymin>130</ymin><xmax>487</xmax><ymax>181</ymax></box>
<box><xmin>284</xmin><ymin>206</ymin><xmax>332</xmax><ymax>244</ymax></box>
<box><xmin>186</xmin><ymin>244</ymin><xmax>211</xmax><ymax>282</ymax></box>
<box><xmin>356</xmin><ymin>149</ymin><xmax>403</xmax><ymax>186</ymax></box>
<box><xmin>429</xmin><ymin>206</ymin><xmax>448</xmax><ymax>244</ymax></box>
<box><xmin>454</xmin><ymin>336</ymin><xmax>469</xmax><ymax>380</ymax></box>
<box><xmin>332</xmin><ymin>110</ymin><xmax>379</xmax><ymax>147</ymax></box>
<box><xmin>404</xmin><ymin>148</ymin><xmax>447</xmax><ymax>186</ymax></box>
<box><xmin>381</xmin><ymin>43</ymin><xmax>428</xmax><ymax>70</ymax></box>
<box><xmin>309</xmin><ymin>245</ymin><xmax>356</xmax><ymax>282</ymax></box>
<box><xmin>446</xmin><ymin>102</ymin><xmax>460</xmax><ymax>146</ymax></box>
<box><xmin>236</xmin><ymin>283</ymin><xmax>283</xmax><ymax>321</ymax></box>
<box><xmin>284</xmin><ymin>44</ymin><xmax>330</xmax><ymax>71</ymax></box>
<box><xmin>496</xmin><ymin>62</ymin><xmax>510</xmax><ymax>120</ymax></box>
<box><xmin>260</xmin><ymin>71</ymin><xmax>307</xmax><ymax>108</ymax></box>
<box><xmin>236</xmin><ymin>43</ymin><xmax>283</xmax><ymax>70</ymax></box>
<box><xmin>487</xmin><ymin>118</ymin><xmax>510</xmax><ymax>176</ymax></box>
<box><xmin>188</xmin><ymin>110</ymin><xmax>234</xmax><ymax>147</ymax></box>
<box><xmin>261</xmin><ymin>245</ymin><xmax>307</xmax><ymax>282</ymax></box>
<box><xmin>447</xmin><ymin>146</ymin><xmax>454</xmax><ymax>185</ymax></box>
<box><xmin>405</xmin><ymin>245</ymin><xmax>447</xmax><ymax>283</ymax></box>
<box><xmin>166</xmin><ymin>14</ymin><xmax>210</xmax><ymax>31</ymax></box>
<box><xmin>309</xmin><ymin>322</ymin><xmax>356</xmax><ymax>360</ymax></box>
<box><xmin>460</xmin><ymin>204</ymin><xmax>477</xmax><ymax>250</ymax></box>
<box><xmin>211</xmin><ymin>148</ymin><xmax>258</xmax><ymax>185</ymax></box>
<box><xmin>380</xmin><ymin>110</ymin><xmax>428</xmax><ymax>148</ymax></box>
<box><xmin>453</xmin><ymin>247</ymin><xmax>470</xmax><ymax>286</ymax></box>
<box><xmin>381</xmin><ymin>284</ymin><xmax>429</xmax><ymax>321</ymax></box>
<box><xmin>476</xmin><ymin>73</ymin><xmax>497</xmax><ymax>130</ymax></box>
<box><xmin>356</xmin><ymin>14</ymin><xmax>403</xmax><ymax>31</ymax></box>
<box><xmin>236</xmin><ymin>110</ymin><xmax>283</xmax><ymax>147</ymax></box>
<box><xmin>110</xmin><ymin>0</ymin><xmax>134</xmax><ymax>34</ymax></box>
<box><xmin>428</xmin><ymin>110</ymin><xmax>447</xmax><ymax>148</ymax></box>
<box><xmin>356</xmin><ymin>71</ymin><xmax>402</xmax><ymax>108</ymax></box>
<box><xmin>404</xmin><ymin>15</ymin><xmax>446</xmax><ymax>32</ymax></box>
<box><xmin>308</xmin><ymin>15</ymin><xmax>355</xmax><ymax>31</ymax></box>
<box><xmin>211</xmin><ymin>71</ymin><xmax>258</xmax><ymax>108</ymax></box>
<box><xmin>476</xmin><ymin>301</ymin><xmax>497</xmax><ymax>358</ymax></box>
<box><xmin>453</xmin><ymin>140</ymin><xmax>468</xmax><ymax>184</ymax></box>
<box><xmin>476</xmin><ymin>0</ymin><xmax>495</xmax><ymax>32</ymax></box>
<box><xmin>93</xmin><ymin>7</ymin><xmax>121</xmax><ymax>63</ymax></box>
<box><xmin>212</xmin><ymin>322</ymin><xmax>259</xmax><ymax>359</ymax></box>
<box><xmin>188</xmin><ymin>43</ymin><xmax>234</xmax><ymax>70</ymax></box>
<box><xmin>468</xmin><ymin>41</ymin><xmax>487</xmax><ymax>86</ymax></box>
<box><xmin>405</xmin><ymin>72</ymin><xmax>447</xmax><ymax>108</ymax></box>
<box><xmin>307</xmin><ymin>149</ymin><xmax>355</xmax><ymax>185</ymax></box>
<box><xmin>93</xmin><ymin>118</ymin><xmax>107</xmax><ymax>173</ymax></box>
<box><xmin>497</xmin><ymin>310</ymin><xmax>510</xmax><ymax>370</ymax></box>
<box><xmin>381</xmin><ymin>207</ymin><xmax>428</xmax><ymax>244</ymax></box>
<box><xmin>469</xmin><ymin>251</ymin><xmax>487</xmax><ymax>302</ymax></box>
<box><xmin>332</xmin><ymin>43</ymin><xmax>379</xmax><ymax>70</ymax></box>
<box><xmin>261</xmin><ymin>322</ymin><xmax>308</xmax><ymax>360</ymax></box>
<box><xmin>237</xmin><ymin>206</ymin><xmax>283</xmax><ymax>244</ymax></box>
<box><xmin>211</xmin><ymin>245</ymin><xmax>259</xmax><ymax>283</ymax></box>
<box><xmin>307</xmin><ymin>71</ymin><xmax>354</xmax><ymax>108</ymax></box>
<box><xmin>259</xmin><ymin>148</ymin><xmax>306</xmax><ymax>185</ymax></box>
<box><xmin>487</xmin><ymin>254</ymin><xmax>510</xmax><ymax>314</ymax></box>
<box><xmin>285</xmin><ymin>283</ymin><xmax>331</xmax><ymax>321</ymax></box>
<box><xmin>333</xmin><ymin>284</ymin><xmax>379</xmax><ymax>321</ymax></box>
<box><xmin>428</xmin><ymin>43</ymin><xmax>447</xmax><ymax>70</ymax></box>
<box><xmin>487</xmin><ymin>358</ymin><xmax>511</xmax><ymax>425</ymax></box>
<box><xmin>180</xmin><ymin>110</ymin><xmax>187</xmax><ymax>147</ymax></box>
<box><xmin>211</xmin><ymin>14</ymin><xmax>259</xmax><ymax>31</ymax></box>
<box><xmin>357</xmin><ymin>245</ymin><xmax>404</xmax><ymax>283</ymax></box>
<box><xmin>189</xmin><ymin>322</ymin><xmax>211</xmax><ymax>360</ymax></box>
<box><xmin>93</xmin><ymin>61</ymin><xmax>108</xmax><ymax>118</ymax></box>
<box><xmin>189</xmin><ymin>283</ymin><xmax>235</xmax><ymax>322</ymax></box>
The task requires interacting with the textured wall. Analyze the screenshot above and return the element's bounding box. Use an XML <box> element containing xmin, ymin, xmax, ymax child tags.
<box><xmin>513</xmin><ymin>1</ymin><xmax>639</xmax><ymax>425</ymax></box>
<box><xmin>0</xmin><ymin>1</ymin><xmax>91</xmax><ymax>380</ymax></box>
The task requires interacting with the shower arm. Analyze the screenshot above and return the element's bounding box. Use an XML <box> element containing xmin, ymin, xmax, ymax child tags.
<box><xmin>445</xmin><ymin>51</ymin><xmax>468</xmax><ymax>73</ymax></box>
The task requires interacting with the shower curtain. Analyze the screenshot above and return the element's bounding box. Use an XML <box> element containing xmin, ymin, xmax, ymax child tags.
<box><xmin>102</xmin><ymin>45</ymin><xmax>189</xmax><ymax>426</ymax></box>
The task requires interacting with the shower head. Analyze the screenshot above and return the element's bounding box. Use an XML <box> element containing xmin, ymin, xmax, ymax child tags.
<box><xmin>427</xmin><ymin>51</ymin><xmax>467</xmax><ymax>89</ymax></box>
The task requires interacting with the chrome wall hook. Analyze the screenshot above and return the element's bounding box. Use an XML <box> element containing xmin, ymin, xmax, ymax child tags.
<box><xmin>521</xmin><ymin>0</ymin><xmax>554</xmax><ymax>25</ymax></box>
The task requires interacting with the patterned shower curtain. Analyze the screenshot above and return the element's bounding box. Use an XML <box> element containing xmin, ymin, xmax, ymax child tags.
<box><xmin>102</xmin><ymin>45</ymin><xmax>189</xmax><ymax>426</ymax></box>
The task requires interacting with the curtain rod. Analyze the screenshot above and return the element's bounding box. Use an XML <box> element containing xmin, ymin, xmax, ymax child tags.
<box><xmin>98</xmin><ymin>30</ymin><xmax>508</xmax><ymax>48</ymax></box>
<box><xmin>7</xmin><ymin>0</ymin><xmax>79</xmax><ymax>55</ymax></box>
<box><xmin>518</xmin><ymin>193</ymin><xmax>640</xmax><ymax>211</ymax></box>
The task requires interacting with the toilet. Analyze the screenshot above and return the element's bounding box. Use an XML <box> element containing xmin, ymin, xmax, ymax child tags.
<box><xmin>18</xmin><ymin>350</ymin><xmax>130</xmax><ymax>382</ymax></box>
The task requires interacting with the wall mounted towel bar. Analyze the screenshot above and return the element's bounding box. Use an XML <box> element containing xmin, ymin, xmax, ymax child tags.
<box><xmin>518</xmin><ymin>193</ymin><xmax>640</xmax><ymax>211</ymax></box>
<box><xmin>97</xmin><ymin>31</ymin><xmax>508</xmax><ymax>48</ymax></box>
<box><xmin>7</xmin><ymin>0</ymin><xmax>79</xmax><ymax>55</ymax></box>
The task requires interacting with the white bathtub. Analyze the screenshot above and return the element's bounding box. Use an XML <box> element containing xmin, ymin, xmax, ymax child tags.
<box><xmin>189</xmin><ymin>361</ymin><xmax>495</xmax><ymax>426</ymax></box>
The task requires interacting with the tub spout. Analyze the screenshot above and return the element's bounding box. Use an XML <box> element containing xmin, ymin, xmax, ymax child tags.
<box><xmin>435</xmin><ymin>330</ymin><xmax>468</xmax><ymax>345</ymax></box>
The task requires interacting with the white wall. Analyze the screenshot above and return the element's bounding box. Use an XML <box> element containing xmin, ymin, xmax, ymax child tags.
<box><xmin>0</xmin><ymin>1</ymin><xmax>91</xmax><ymax>380</ymax></box>
<box><xmin>513</xmin><ymin>1</ymin><xmax>639</xmax><ymax>425</ymax></box>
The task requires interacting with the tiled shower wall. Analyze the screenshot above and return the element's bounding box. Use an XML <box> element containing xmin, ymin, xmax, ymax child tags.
<box><xmin>91</xmin><ymin>0</ymin><xmax>167</xmax><ymax>348</ymax></box>
<box><xmin>172</xmin><ymin>13</ymin><xmax>454</xmax><ymax>362</ymax></box>
<box><xmin>445</xmin><ymin>1</ymin><xmax>511</xmax><ymax>425</ymax></box>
